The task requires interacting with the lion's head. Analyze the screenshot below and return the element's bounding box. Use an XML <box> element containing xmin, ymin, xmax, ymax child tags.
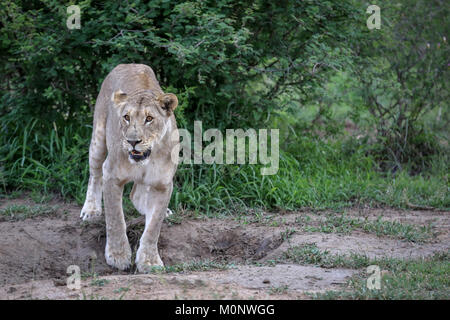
<box><xmin>111</xmin><ymin>89</ymin><xmax>178</xmax><ymax>163</ymax></box>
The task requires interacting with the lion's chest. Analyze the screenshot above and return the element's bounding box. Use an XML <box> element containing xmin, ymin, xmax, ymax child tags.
<box><xmin>104</xmin><ymin>155</ymin><xmax>172</xmax><ymax>188</ymax></box>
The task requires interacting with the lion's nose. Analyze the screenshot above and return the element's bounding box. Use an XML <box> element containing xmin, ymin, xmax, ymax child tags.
<box><xmin>127</xmin><ymin>139</ymin><xmax>142</xmax><ymax>147</ymax></box>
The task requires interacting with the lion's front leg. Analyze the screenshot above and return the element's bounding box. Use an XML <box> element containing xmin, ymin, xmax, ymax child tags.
<box><xmin>103</xmin><ymin>176</ymin><xmax>131</xmax><ymax>270</ymax></box>
<box><xmin>80</xmin><ymin>118</ymin><xmax>107</xmax><ymax>221</ymax></box>
<box><xmin>80</xmin><ymin>174</ymin><xmax>103</xmax><ymax>221</ymax></box>
<box><xmin>132</xmin><ymin>183</ymin><xmax>172</xmax><ymax>273</ymax></box>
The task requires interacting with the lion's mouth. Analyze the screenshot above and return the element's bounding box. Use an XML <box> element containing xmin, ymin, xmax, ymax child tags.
<box><xmin>129</xmin><ymin>148</ymin><xmax>151</xmax><ymax>161</ymax></box>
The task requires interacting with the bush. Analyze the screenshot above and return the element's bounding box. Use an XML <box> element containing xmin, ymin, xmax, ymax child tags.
<box><xmin>351</xmin><ymin>0</ymin><xmax>449</xmax><ymax>172</ymax></box>
<box><xmin>0</xmin><ymin>0</ymin><xmax>361</xmax><ymax>128</ymax></box>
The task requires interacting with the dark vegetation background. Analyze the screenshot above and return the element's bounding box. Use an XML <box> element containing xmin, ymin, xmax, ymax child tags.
<box><xmin>0</xmin><ymin>0</ymin><xmax>448</xmax><ymax>214</ymax></box>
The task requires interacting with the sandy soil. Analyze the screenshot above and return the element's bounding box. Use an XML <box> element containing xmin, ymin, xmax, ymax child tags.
<box><xmin>0</xmin><ymin>197</ymin><xmax>448</xmax><ymax>300</ymax></box>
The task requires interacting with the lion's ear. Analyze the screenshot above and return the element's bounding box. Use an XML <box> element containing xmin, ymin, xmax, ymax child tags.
<box><xmin>111</xmin><ymin>90</ymin><xmax>127</xmax><ymax>106</ymax></box>
<box><xmin>158</xmin><ymin>93</ymin><xmax>178</xmax><ymax>113</ymax></box>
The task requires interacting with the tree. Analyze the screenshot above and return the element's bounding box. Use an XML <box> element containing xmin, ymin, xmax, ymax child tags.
<box><xmin>353</xmin><ymin>0</ymin><xmax>449</xmax><ymax>172</ymax></box>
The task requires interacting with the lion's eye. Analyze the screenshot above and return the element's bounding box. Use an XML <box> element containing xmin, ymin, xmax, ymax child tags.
<box><xmin>145</xmin><ymin>115</ymin><xmax>153</xmax><ymax>123</ymax></box>
<box><xmin>124</xmin><ymin>115</ymin><xmax>130</xmax><ymax>121</ymax></box>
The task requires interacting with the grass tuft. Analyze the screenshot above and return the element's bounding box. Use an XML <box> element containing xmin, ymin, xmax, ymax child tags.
<box><xmin>143</xmin><ymin>260</ymin><xmax>234</xmax><ymax>274</ymax></box>
<box><xmin>313</xmin><ymin>252</ymin><xmax>450</xmax><ymax>300</ymax></box>
<box><xmin>0</xmin><ymin>204</ymin><xmax>60</xmax><ymax>221</ymax></box>
<box><xmin>296</xmin><ymin>213</ymin><xmax>434</xmax><ymax>243</ymax></box>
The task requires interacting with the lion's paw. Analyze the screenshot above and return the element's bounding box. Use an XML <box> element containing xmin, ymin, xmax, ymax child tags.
<box><xmin>136</xmin><ymin>246</ymin><xmax>164</xmax><ymax>273</ymax></box>
<box><xmin>105</xmin><ymin>240</ymin><xmax>132</xmax><ymax>270</ymax></box>
<box><xmin>80</xmin><ymin>202</ymin><xmax>102</xmax><ymax>221</ymax></box>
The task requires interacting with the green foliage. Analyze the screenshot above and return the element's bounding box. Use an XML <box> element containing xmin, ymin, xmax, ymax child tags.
<box><xmin>315</xmin><ymin>253</ymin><xmax>450</xmax><ymax>300</ymax></box>
<box><xmin>0</xmin><ymin>117</ymin><xmax>91</xmax><ymax>203</ymax></box>
<box><xmin>350</xmin><ymin>0</ymin><xmax>449</xmax><ymax>172</ymax></box>
<box><xmin>0</xmin><ymin>0</ymin><xmax>361</xmax><ymax>128</ymax></box>
<box><xmin>0</xmin><ymin>1</ymin><xmax>447</xmax><ymax>213</ymax></box>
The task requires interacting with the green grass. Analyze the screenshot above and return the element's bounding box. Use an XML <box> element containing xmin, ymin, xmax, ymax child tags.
<box><xmin>281</xmin><ymin>242</ymin><xmax>434</xmax><ymax>270</ymax></box>
<box><xmin>0</xmin><ymin>204</ymin><xmax>61</xmax><ymax>221</ymax></box>
<box><xmin>313</xmin><ymin>252</ymin><xmax>450</xmax><ymax>300</ymax></box>
<box><xmin>281</xmin><ymin>243</ymin><xmax>449</xmax><ymax>299</ymax></box>
<box><xmin>268</xmin><ymin>285</ymin><xmax>289</xmax><ymax>295</ymax></box>
<box><xmin>281</xmin><ymin>242</ymin><xmax>387</xmax><ymax>269</ymax></box>
<box><xmin>171</xmin><ymin>136</ymin><xmax>448</xmax><ymax>215</ymax></box>
<box><xmin>171</xmin><ymin>153</ymin><xmax>448</xmax><ymax>216</ymax></box>
<box><xmin>114</xmin><ymin>287</ymin><xmax>130</xmax><ymax>294</ymax></box>
<box><xmin>90</xmin><ymin>278</ymin><xmax>110</xmax><ymax>287</ymax></box>
<box><xmin>141</xmin><ymin>260</ymin><xmax>233</xmax><ymax>274</ymax></box>
<box><xmin>283</xmin><ymin>243</ymin><xmax>336</xmax><ymax>267</ymax></box>
<box><xmin>296</xmin><ymin>213</ymin><xmax>434</xmax><ymax>243</ymax></box>
<box><xmin>0</xmin><ymin>120</ymin><xmax>448</xmax><ymax>215</ymax></box>
<box><xmin>80</xmin><ymin>292</ymin><xmax>123</xmax><ymax>300</ymax></box>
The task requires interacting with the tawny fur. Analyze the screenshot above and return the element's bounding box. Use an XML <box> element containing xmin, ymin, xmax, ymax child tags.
<box><xmin>80</xmin><ymin>64</ymin><xmax>179</xmax><ymax>272</ymax></box>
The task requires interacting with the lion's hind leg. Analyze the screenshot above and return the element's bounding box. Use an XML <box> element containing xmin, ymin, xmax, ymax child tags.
<box><xmin>130</xmin><ymin>182</ymin><xmax>174</xmax><ymax>218</ymax></box>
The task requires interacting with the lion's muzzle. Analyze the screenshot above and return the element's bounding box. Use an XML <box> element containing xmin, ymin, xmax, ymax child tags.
<box><xmin>129</xmin><ymin>147</ymin><xmax>151</xmax><ymax>161</ymax></box>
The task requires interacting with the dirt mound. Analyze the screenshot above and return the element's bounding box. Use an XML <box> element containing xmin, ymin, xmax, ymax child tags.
<box><xmin>0</xmin><ymin>208</ymin><xmax>113</xmax><ymax>286</ymax></box>
<box><xmin>0</xmin><ymin>202</ymin><xmax>285</xmax><ymax>286</ymax></box>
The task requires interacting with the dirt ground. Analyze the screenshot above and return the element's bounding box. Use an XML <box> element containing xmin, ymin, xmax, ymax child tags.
<box><xmin>0</xmin><ymin>196</ymin><xmax>448</xmax><ymax>300</ymax></box>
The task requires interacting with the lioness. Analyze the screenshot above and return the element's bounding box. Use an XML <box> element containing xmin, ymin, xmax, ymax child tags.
<box><xmin>80</xmin><ymin>64</ymin><xmax>179</xmax><ymax>272</ymax></box>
